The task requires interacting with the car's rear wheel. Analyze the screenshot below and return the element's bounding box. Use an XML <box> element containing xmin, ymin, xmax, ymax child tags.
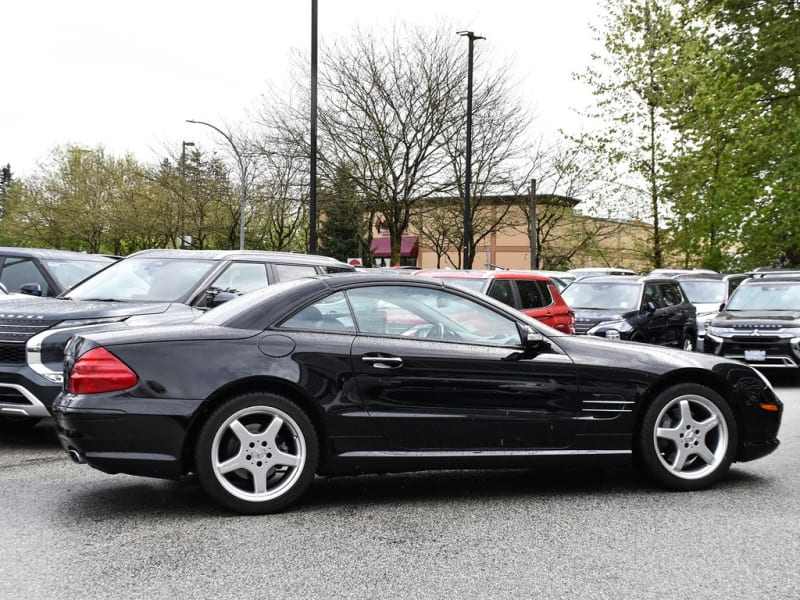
<box><xmin>0</xmin><ymin>415</ymin><xmax>41</xmax><ymax>433</ymax></box>
<box><xmin>195</xmin><ymin>392</ymin><xmax>318</xmax><ymax>514</ymax></box>
<box><xmin>638</xmin><ymin>384</ymin><xmax>736</xmax><ymax>491</ymax></box>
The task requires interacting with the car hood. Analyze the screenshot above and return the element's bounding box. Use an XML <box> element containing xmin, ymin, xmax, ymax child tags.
<box><xmin>572</xmin><ymin>308</ymin><xmax>633</xmax><ymax>324</ymax></box>
<box><xmin>554</xmin><ymin>333</ymin><xmax>745</xmax><ymax>374</ymax></box>
<box><xmin>711</xmin><ymin>310</ymin><xmax>800</xmax><ymax>325</ymax></box>
<box><xmin>0</xmin><ymin>296</ymin><xmax>187</xmax><ymax>322</ymax></box>
<box><xmin>693</xmin><ymin>302</ymin><xmax>722</xmax><ymax>315</ymax></box>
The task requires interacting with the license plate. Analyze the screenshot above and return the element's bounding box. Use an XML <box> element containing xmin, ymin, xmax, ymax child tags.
<box><xmin>745</xmin><ymin>350</ymin><xmax>766</xmax><ymax>361</ymax></box>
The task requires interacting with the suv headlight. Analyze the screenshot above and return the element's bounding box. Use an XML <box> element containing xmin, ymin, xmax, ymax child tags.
<box><xmin>706</xmin><ymin>325</ymin><xmax>735</xmax><ymax>336</ymax></box>
<box><xmin>588</xmin><ymin>320</ymin><xmax>632</xmax><ymax>340</ymax></box>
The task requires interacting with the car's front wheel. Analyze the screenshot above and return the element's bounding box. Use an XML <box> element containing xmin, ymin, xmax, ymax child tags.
<box><xmin>638</xmin><ymin>384</ymin><xmax>736</xmax><ymax>491</ymax></box>
<box><xmin>195</xmin><ymin>392</ymin><xmax>318</xmax><ymax>514</ymax></box>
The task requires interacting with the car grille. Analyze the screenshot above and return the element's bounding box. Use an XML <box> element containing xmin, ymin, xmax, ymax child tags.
<box><xmin>729</xmin><ymin>336</ymin><xmax>782</xmax><ymax>348</ymax></box>
<box><xmin>0</xmin><ymin>318</ymin><xmax>58</xmax><ymax>364</ymax></box>
<box><xmin>574</xmin><ymin>322</ymin><xmax>593</xmax><ymax>335</ymax></box>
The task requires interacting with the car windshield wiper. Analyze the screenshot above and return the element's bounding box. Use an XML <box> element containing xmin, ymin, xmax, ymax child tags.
<box><xmin>77</xmin><ymin>297</ymin><xmax>124</xmax><ymax>302</ymax></box>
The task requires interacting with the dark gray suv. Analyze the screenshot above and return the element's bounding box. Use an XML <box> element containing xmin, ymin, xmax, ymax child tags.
<box><xmin>561</xmin><ymin>275</ymin><xmax>697</xmax><ymax>349</ymax></box>
<box><xmin>0</xmin><ymin>249</ymin><xmax>354</xmax><ymax>431</ymax></box>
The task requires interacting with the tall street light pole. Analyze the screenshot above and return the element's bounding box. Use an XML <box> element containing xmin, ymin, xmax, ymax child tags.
<box><xmin>186</xmin><ymin>119</ymin><xmax>247</xmax><ymax>250</ymax></box>
<box><xmin>180</xmin><ymin>141</ymin><xmax>195</xmax><ymax>249</ymax></box>
<box><xmin>457</xmin><ymin>30</ymin><xmax>484</xmax><ymax>270</ymax></box>
<box><xmin>309</xmin><ymin>0</ymin><xmax>319</xmax><ymax>254</ymax></box>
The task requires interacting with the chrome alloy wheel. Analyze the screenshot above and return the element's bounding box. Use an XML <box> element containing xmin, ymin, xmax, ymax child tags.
<box><xmin>652</xmin><ymin>394</ymin><xmax>729</xmax><ymax>480</ymax></box>
<box><xmin>211</xmin><ymin>405</ymin><xmax>307</xmax><ymax>503</ymax></box>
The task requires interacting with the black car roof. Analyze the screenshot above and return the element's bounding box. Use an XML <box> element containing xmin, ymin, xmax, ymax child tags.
<box><xmin>0</xmin><ymin>247</ymin><xmax>115</xmax><ymax>262</ymax></box>
<box><xmin>126</xmin><ymin>248</ymin><xmax>352</xmax><ymax>267</ymax></box>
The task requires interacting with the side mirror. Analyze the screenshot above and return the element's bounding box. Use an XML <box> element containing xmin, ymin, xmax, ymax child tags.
<box><xmin>719</xmin><ymin>302</ymin><xmax>726</xmax><ymax>311</ymax></box>
<box><xmin>208</xmin><ymin>290</ymin><xmax>238</xmax><ymax>308</ymax></box>
<box><xmin>504</xmin><ymin>325</ymin><xmax>551</xmax><ymax>361</ymax></box>
<box><xmin>19</xmin><ymin>283</ymin><xmax>43</xmax><ymax>297</ymax></box>
<box><xmin>645</xmin><ymin>301</ymin><xmax>656</xmax><ymax>313</ymax></box>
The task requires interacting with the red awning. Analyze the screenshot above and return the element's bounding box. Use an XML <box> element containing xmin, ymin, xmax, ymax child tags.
<box><xmin>370</xmin><ymin>236</ymin><xmax>418</xmax><ymax>258</ymax></box>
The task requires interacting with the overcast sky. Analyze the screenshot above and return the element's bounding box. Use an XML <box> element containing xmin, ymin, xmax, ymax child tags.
<box><xmin>2</xmin><ymin>0</ymin><xmax>603</xmax><ymax>177</ymax></box>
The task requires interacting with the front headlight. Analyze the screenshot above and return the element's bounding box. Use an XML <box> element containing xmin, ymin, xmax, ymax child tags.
<box><xmin>588</xmin><ymin>320</ymin><xmax>632</xmax><ymax>338</ymax></box>
<box><xmin>706</xmin><ymin>325</ymin><xmax>736</xmax><ymax>336</ymax></box>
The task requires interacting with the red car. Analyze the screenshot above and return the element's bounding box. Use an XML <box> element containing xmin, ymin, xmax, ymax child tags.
<box><xmin>414</xmin><ymin>269</ymin><xmax>575</xmax><ymax>334</ymax></box>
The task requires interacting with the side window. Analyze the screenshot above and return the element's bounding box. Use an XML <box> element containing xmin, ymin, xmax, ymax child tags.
<box><xmin>274</xmin><ymin>264</ymin><xmax>318</xmax><ymax>282</ymax></box>
<box><xmin>642</xmin><ymin>284</ymin><xmax>664</xmax><ymax>309</ymax></box>
<box><xmin>280</xmin><ymin>292</ymin><xmax>355</xmax><ymax>332</ymax></box>
<box><xmin>517</xmin><ymin>280</ymin><xmax>552</xmax><ymax>309</ymax></box>
<box><xmin>209</xmin><ymin>262</ymin><xmax>269</xmax><ymax>296</ymax></box>
<box><xmin>660</xmin><ymin>283</ymin><xmax>684</xmax><ymax>306</ymax></box>
<box><xmin>346</xmin><ymin>285</ymin><xmax>521</xmax><ymax>347</ymax></box>
<box><xmin>0</xmin><ymin>258</ymin><xmax>50</xmax><ymax>295</ymax></box>
<box><xmin>486</xmin><ymin>280</ymin><xmax>516</xmax><ymax>308</ymax></box>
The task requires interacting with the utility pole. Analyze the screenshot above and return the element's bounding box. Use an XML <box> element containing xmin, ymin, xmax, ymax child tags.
<box><xmin>529</xmin><ymin>178</ymin><xmax>537</xmax><ymax>269</ymax></box>
<box><xmin>180</xmin><ymin>141</ymin><xmax>195</xmax><ymax>249</ymax></box>
<box><xmin>309</xmin><ymin>0</ymin><xmax>319</xmax><ymax>254</ymax></box>
<box><xmin>457</xmin><ymin>30</ymin><xmax>484</xmax><ymax>270</ymax></box>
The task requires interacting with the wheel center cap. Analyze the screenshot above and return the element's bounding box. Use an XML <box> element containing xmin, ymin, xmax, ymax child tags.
<box><xmin>254</xmin><ymin>447</ymin><xmax>267</xmax><ymax>460</ymax></box>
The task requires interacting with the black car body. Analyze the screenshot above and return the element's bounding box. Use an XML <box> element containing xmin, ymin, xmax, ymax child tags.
<box><xmin>704</xmin><ymin>275</ymin><xmax>800</xmax><ymax>369</ymax></box>
<box><xmin>561</xmin><ymin>276</ymin><xmax>697</xmax><ymax>349</ymax></box>
<box><xmin>0</xmin><ymin>249</ymin><xmax>353</xmax><ymax>430</ymax></box>
<box><xmin>53</xmin><ymin>273</ymin><xmax>781</xmax><ymax>514</ymax></box>
<box><xmin>0</xmin><ymin>247</ymin><xmax>115</xmax><ymax>297</ymax></box>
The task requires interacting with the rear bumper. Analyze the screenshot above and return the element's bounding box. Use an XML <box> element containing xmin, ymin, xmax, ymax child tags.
<box><xmin>52</xmin><ymin>392</ymin><xmax>203</xmax><ymax>479</ymax></box>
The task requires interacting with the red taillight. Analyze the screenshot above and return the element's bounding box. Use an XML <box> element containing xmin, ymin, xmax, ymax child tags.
<box><xmin>67</xmin><ymin>347</ymin><xmax>138</xmax><ymax>395</ymax></box>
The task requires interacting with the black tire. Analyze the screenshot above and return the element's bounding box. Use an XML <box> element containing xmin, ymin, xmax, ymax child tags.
<box><xmin>0</xmin><ymin>415</ymin><xmax>41</xmax><ymax>433</ymax></box>
<box><xmin>638</xmin><ymin>383</ymin><xmax>736</xmax><ymax>491</ymax></box>
<box><xmin>681</xmin><ymin>331</ymin><xmax>697</xmax><ymax>352</ymax></box>
<box><xmin>195</xmin><ymin>392</ymin><xmax>318</xmax><ymax>514</ymax></box>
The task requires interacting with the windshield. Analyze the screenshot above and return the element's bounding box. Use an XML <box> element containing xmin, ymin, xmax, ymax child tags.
<box><xmin>679</xmin><ymin>280</ymin><xmax>726</xmax><ymax>304</ymax></box>
<box><xmin>727</xmin><ymin>282</ymin><xmax>800</xmax><ymax>311</ymax></box>
<box><xmin>561</xmin><ymin>282</ymin><xmax>641</xmax><ymax>311</ymax></box>
<box><xmin>46</xmin><ymin>259</ymin><xmax>114</xmax><ymax>290</ymax></box>
<box><xmin>64</xmin><ymin>257</ymin><xmax>217</xmax><ymax>302</ymax></box>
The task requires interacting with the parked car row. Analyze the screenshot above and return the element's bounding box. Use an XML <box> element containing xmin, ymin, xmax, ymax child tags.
<box><xmin>0</xmin><ymin>248</ymin><xmax>788</xmax><ymax>514</ymax></box>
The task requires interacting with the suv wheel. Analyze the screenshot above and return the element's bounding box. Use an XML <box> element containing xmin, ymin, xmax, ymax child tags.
<box><xmin>682</xmin><ymin>332</ymin><xmax>697</xmax><ymax>352</ymax></box>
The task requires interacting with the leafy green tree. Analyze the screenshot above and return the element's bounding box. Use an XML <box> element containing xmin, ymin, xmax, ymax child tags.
<box><xmin>661</xmin><ymin>0</ymin><xmax>800</xmax><ymax>269</ymax></box>
<box><xmin>318</xmin><ymin>165</ymin><xmax>371</xmax><ymax>263</ymax></box>
<box><xmin>575</xmin><ymin>0</ymin><xmax>684</xmax><ymax>269</ymax></box>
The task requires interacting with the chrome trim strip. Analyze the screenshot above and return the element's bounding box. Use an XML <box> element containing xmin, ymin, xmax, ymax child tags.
<box><xmin>583</xmin><ymin>400</ymin><xmax>635</xmax><ymax>405</ymax></box>
<box><xmin>581</xmin><ymin>409</ymin><xmax>633</xmax><ymax>413</ymax></box>
<box><xmin>0</xmin><ymin>383</ymin><xmax>50</xmax><ymax>417</ymax></box>
<box><xmin>339</xmin><ymin>449</ymin><xmax>631</xmax><ymax>458</ymax></box>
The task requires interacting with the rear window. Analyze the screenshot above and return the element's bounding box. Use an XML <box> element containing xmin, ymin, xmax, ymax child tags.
<box><xmin>517</xmin><ymin>279</ymin><xmax>552</xmax><ymax>309</ymax></box>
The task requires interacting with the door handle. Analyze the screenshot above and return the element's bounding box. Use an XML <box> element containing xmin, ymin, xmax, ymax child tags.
<box><xmin>362</xmin><ymin>355</ymin><xmax>404</xmax><ymax>369</ymax></box>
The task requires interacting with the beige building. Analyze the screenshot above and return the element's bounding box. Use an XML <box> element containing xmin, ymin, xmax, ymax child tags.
<box><xmin>370</xmin><ymin>194</ymin><xmax>654</xmax><ymax>272</ymax></box>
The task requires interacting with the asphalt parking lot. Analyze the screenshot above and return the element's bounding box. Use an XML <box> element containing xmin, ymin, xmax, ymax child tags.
<box><xmin>1</xmin><ymin>376</ymin><xmax>798</xmax><ymax>600</ymax></box>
